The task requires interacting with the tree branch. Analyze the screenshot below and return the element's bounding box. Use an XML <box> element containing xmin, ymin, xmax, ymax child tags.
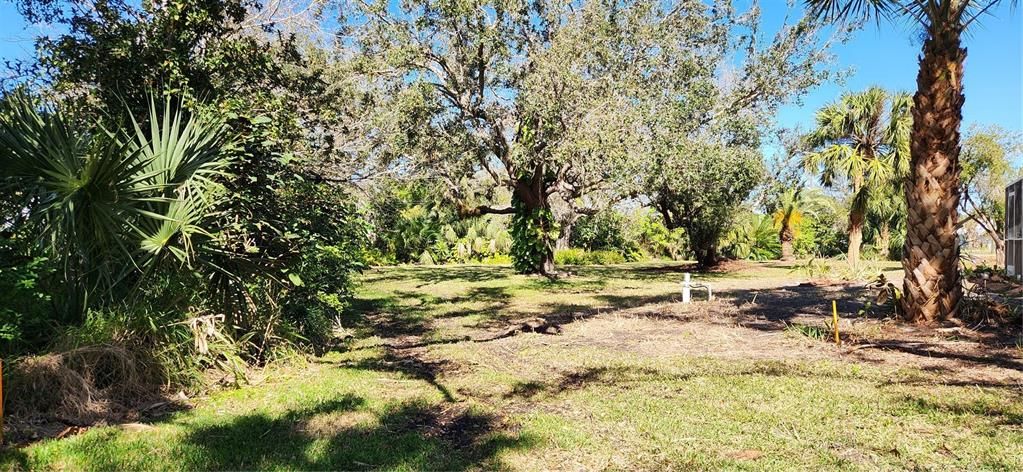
<box><xmin>457</xmin><ymin>204</ymin><xmax>516</xmax><ymax>217</ymax></box>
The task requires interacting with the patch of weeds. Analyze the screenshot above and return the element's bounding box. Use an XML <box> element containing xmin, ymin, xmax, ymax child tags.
<box><xmin>791</xmin><ymin>257</ymin><xmax>831</xmax><ymax>279</ymax></box>
<box><xmin>784</xmin><ymin>322</ymin><xmax>830</xmax><ymax>342</ymax></box>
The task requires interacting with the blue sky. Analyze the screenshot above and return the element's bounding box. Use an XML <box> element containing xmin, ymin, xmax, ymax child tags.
<box><xmin>1</xmin><ymin>0</ymin><xmax>1020</xmax><ymax>133</ymax></box>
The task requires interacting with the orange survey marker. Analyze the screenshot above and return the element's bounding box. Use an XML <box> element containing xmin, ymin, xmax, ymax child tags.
<box><xmin>832</xmin><ymin>300</ymin><xmax>840</xmax><ymax>345</ymax></box>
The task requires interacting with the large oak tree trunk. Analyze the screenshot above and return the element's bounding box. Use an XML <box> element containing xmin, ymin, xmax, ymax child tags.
<box><xmin>847</xmin><ymin>209</ymin><xmax>865</xmax><ymax>267</ymax></box>
<box><xmin>695</xmin><ymin>245</ymin><xmax>719</xmax><ymax>268</ymax></box>
<box><xmin>902</xmin><ymin>26</ymin><xmax>965</xmax><ymax>323</ymax></box>
<box><xmin>556</xmin><ymin>213</ymin><xmax>578</xmax><ymax>250</ymax></box>
<box><xmin>511</xmin><ymin>168</ymin><xmax>556</xmax><ymax>277</ymax></box>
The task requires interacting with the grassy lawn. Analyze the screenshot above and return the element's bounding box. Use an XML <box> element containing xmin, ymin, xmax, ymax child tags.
<box><xmin>3</xmin><ymin>262</ymin><xmax>1022</xmax><ymax>471</ymax></box>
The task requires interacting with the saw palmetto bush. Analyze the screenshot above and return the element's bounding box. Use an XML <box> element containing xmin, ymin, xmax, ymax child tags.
<box><xmin>723</xmin><ymin>213</ymin><xmax>782</xmax><ymax>261</ymax></box>
<box><xmin>0</xmin><ymin>91</ymin><xmax>269</xmax><ymax>415</ymax></box>
<box><xmin>0</xmin><ymin>91</ymin><xmax>237</xmax><ymax>321</ymax></box>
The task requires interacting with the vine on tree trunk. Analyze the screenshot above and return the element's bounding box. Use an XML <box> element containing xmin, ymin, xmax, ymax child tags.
<box><xmin>510</xmin><ymin>196</ymin><xmax>555</xmax><ymax>274</ymax></box>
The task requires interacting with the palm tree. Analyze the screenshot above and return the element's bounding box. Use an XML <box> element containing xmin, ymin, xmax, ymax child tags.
<box><xmin>773</xmin><ymin>188</ymin><xmax>805</xmax><ymax>261</ymax></box>
<box><xmin>803</xmin><ymin>87</ymin><xmax>912</xmax><ymax>267</ymax></box>
<box><xmin>0</xmin><ymin>90</ymin><xmax>236</xmax><ymax>319</ymax></box>
<box><xmin>803</xmin><ymin>0</ymin><xmax>1019</xmax><ymax>321</ymax></box>
<box><xmin>772</xmin><ymin>187</ymin><xmax>828</xmax><ymax>261</ymax></box>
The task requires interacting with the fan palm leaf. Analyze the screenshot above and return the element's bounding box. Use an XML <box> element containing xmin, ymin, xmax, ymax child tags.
<box><xmin>0</xmin><ymin>90</ymin><xmax>236</xmax><ymax>316</ymax></box>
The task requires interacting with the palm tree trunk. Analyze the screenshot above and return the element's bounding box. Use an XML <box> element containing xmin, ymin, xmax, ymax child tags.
<box><xmin>847</xmin><ymin>209</ymin><xmax>865</xmax><ymax>267</ymax></box>
<box><xmin>779</xmin><ymin>224</ymin><xmax>795</xmax><ymax>261</ymax></box>
<box><xmin>878</xmin><ymin>223</ymin><xmax>892</xmax><ymax>260</ymax></box>
<box><xmin>781</xmin><ymin>240</ymin><xmax>794</xmax><ymax>261</ymax></box>
<box><xmin>902</xmin><ymin>26</ymin><xmax>965</xmax><ymax>323</ymax></box>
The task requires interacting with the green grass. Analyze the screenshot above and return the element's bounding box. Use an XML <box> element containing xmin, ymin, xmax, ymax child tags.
<box><xmin>4</xmin><ymin>261</ymin><xmax>1020</xmax><ymax>471</ymax></box>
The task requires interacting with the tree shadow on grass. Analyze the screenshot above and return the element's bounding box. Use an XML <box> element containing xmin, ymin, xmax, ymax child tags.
<box><xmin>340</xmin><ymin>350</ymin><xmax>459</xmax><ymax>402</ymax></box>
<box><xmin>717</xmin><ymin>284</ymin><xmax>875</xmax><ymax>327</ymax></box>
<box><xmin>713</xmin><ymin>284</ymin><xmax>1023</xmax><ymax>374</ymax></box>
<box><xmin>570</xmin><ymin>262</ymin><xmax>750</xmax><ymax>282</ymax></box>
<box><xmin>434</xmin><ymin>286</ymin><xmax>515</xmax><ymax>319</ymax></box>
<box><xmin>502</xmin><ymin>362</ymin><xmax>846</xmax><ymax>400</ymax></box>
<box><xmin>458</xmin><ymin>292</ymin><xmax>683</xmax><ymax>333</ymax></box>
<box><xmin>178</xmin><ymin>395</ymin><xmax>534</xmax><ymax>470</ymax></box>
<box><xmin>897</xmin><ymin>394</ymin><xmax>1023</xmax><ymax>430</ymax></box>
<box><xmin>346</xmin><ymin>285</ymin><xmax>519</xmax><ymax>351</ymax></box>
<box><xmin>392</xmin><ymin>265</ymin><xmax>516</xmax><ymax>285</ymax></box>
<box><xmin>42</xmin><ymin>394</ymin><xmax>536</xmax><ymax>471</ymax></box>
<box><xmin>358</xmin><ymin>265</ymin><xmax>515</xmax><ymax>288</ymax></box>
<box><xmin>348</xmin><ymin>294</ymin><xmax>436</xmax><ymax>340</ymax></box>
<box><xmin>0</xmin><ymin>448</ymin><xmax>29</xmax><ymax>470</ymax></box>
<box><xmin>504</xmin><ymin>366</ymin><xmax>666</xmax><ymax>399</ymax></box>
<box><xmin>850</xmin><ymin>340</ymin><xmax>1023</xmax><ymax>372</ymax></box>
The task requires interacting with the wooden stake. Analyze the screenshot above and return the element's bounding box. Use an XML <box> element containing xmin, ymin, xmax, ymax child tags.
<box><xmin>832</xmin><ymin>300</ymin><xmax>840</xmax><ymax>346</ymax></box>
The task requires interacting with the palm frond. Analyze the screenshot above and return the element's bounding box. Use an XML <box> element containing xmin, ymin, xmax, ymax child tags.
<box><xmin>803</xmin><ymin>0</ymin><xmax>901</xmax><ymax>23</ymax></box>
<box><xmin>0</xmin><ymin>90</ymin><xmax>237</xmax><ymax>312</ymax></box>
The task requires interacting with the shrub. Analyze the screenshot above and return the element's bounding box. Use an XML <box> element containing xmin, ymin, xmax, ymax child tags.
<box><xmin>0</xmin><ymin>92</ymin><xmax>237</xmax><ymax>322</ymax></box>
<box><xmin>572</xmin><ymin>211</ymin><xmax>639</xmax><ymax>258</ymax></box>
<box><xmin>480</xmin><ymin>254</ymin><xmax>513</xmax><ymax>265</ymax></box>
<box><xmin>6</xmin><ymin>304</ymin><xmax>250</xmax><ymax>423</ymax></box>
<box><xmin>57</xmin><ymin>303</ymin><xmax>249</xmax><ymax>387</ymax></box>
<box><xmin>554</xmin><ymin>248</ymin><xmax>588</xmax><ymax>265</ymax></box>
<box><xmin>627</xmin><ymin>210</ymin><xmax>688</xmax><ymax>260</ymax></box>
<box><xmin>278</xmin><ymin>183</ymin><xmax>367</xmax><ymax>351</ymax></box>
<box><xmin>722</xmin><ymin>213</ymin><xmax>781</xmax><ymax>261</ymax></box>
<box><xmin>555</xmin><ymin>248</ymin><xmax>628</xmax><ymax>265</ymax></box>
<box><xmin>364</xmin><ymin>179</ymin><xmax>449</xmax><ymax>264</ymax></box>
<box><xmin>0</xmin><ymin>256</ymin><xmax>56</xmax><ymax>357</ymax></box>
<box><xmin>434</xmin><ymin>216</ymin><xmax>513</xmax><ymax>264</ymax></box>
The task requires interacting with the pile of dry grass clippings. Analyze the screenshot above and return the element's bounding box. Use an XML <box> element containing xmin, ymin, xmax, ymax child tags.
<box><xmin>4</xmin><ymin>345</ymin><xmax>163</xmax><ymax>425</ymax></box>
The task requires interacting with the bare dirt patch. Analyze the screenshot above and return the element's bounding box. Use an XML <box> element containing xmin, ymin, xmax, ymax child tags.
<box><xmin>453</xmin><ymin>284</ymin><xmax>1023</xmax><ymax>389</ymax></box>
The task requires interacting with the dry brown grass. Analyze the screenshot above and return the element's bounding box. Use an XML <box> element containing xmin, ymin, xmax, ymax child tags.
<box><xmin>5</xmin><ymin>345</ymin><xmax>163</xmax><ymax>425</ymax></box>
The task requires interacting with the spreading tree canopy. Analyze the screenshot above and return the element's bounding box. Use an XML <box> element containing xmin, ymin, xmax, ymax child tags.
<box><xmin>343</xmin><ymin>0</ymin><xmax>848</xmax><ymax>272</ymax></box>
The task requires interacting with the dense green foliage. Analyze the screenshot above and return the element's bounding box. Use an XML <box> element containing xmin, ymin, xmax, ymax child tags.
<box><xmin>554</xmin><ymin>248</ymin><xmax>628</xmax><ymax>265</ymax></box>
<box><xmin>959</xmin><ymin>125</ymin><xmax>1022</xmax><ymax>262</ymax></box>
<box><xmin>804</xmin><ymin>87</ymin><xmax>912</xmax><ymax>264</ymax></box>
<box><xmin>509</xmin><ymin>196</ymin><xmax>556</xmax><ymax>274</ymax></box>
<box><xmin>277</xmin><ymin>183</ymin><xmax>368</xmax><ymax>351</ymax></box>
<box><xmin>0</xmin><ymin>0</ymin><xmax>367</xmax><ymax>374</ymax></box>
<box><xmin>571</xmin><ymin>211</ymin><xmax>640</xmax><ymax>259</ymax></box>
<box><xmin>362</xmin><ymin>179</ymin><xmax>513</xmax><ymax>266</ymax></box>
<box><xmin>651</xmin><ymin>143</ymin><xmax>766</xmax><ymax>266</ymax></box>
<box><xmin>722</xmin><ymin>213</ymin><xmax>782</xmax><ymax>261</ymax></box>
<box><xmin>0</xmin><ymin>92</ymin><xmax>237</xmax><ymax>319</ymax></box>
